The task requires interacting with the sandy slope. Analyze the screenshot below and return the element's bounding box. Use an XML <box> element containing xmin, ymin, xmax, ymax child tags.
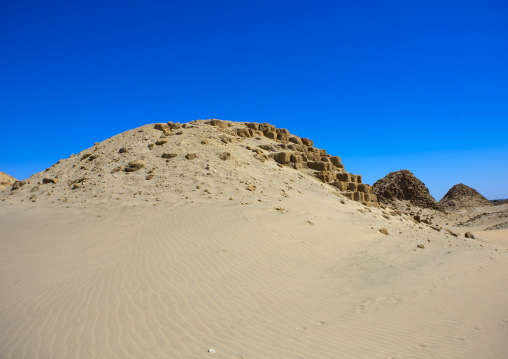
<box><xmin>1</xmin><ymin>120</ymin><xmax>508</xmax><ymax>358</ymax></box>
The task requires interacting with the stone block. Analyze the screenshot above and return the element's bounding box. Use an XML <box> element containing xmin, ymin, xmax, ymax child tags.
<box><xmin>344</xmin><ymin>192</ymin><xmax>354</xmax><ymax>200</ymax></box>
<box><xmin>274</xmin><ymin>152</ymin><xmax>291</xmax><ymax>164</ymax></box>
<box><xmin>277</xmin><ymin>133</ymin><xmax>289</xmax><ymax>142</ymax></box>
<box><xmin>264</xmin><ymin>131</ymin><xmax>277</xmax><ymax>140</ymax></box>
<box><xmin>353</xmin><ymin>191</ymin><xmax>365</xmax><ymax>202</ymax></box>
<box><xmin>246</xmin><ymin>122</ymin><xmax>259</xmax><ymax>130</ymax></box>
<box><xmin>301</xmin><ymin>138</ymin><xmax>313</xmax><ymax>147</ymax></box>
<box><xmin>331</xmin><ymin>181</ymin><xmax>348</xmax><ymax>191</ymax></box>
<box><xmin>208</xmin><ymin>119</ymin><xmax>229</xmax><ymax>129</ymax></box>
<box><xmin>337</xmin><ymin>173</ymin><xmax>352</xmax><ymax>182</ymax></box>
<box><xmin>347</xmin><ymin>182</ymin><xmax>358</xmax><ymax>191</ymax></box>
<box><xmin>291</xmin><ymin>153</ymin><xmax>303</xmax><ymax>163</ymax></box>
<box><xmin>259</xmin><ymin>123</ymin><xmax>275</xmax><ymax>132</ymax></box>
<box><xmin>307</xmin><ymin>161</ymin><xmax>331</xmax><ymax>171</ymax></box>
<box><xmin>289</xmin><ymin>136</ymin><xmax>303</xmax><ymax>145</ymax></box>
<box><xmin>316</xmin><ymin>171</ymin><xmax>336</xmax><ymax>183</ymax></box>
<box><xmin>293</xmin><ymin>162</ymin><xmax>303</xmax><ymax>170</ymax></box>
<box><xmin>276</xmin><ymin>128</ymin><xmax>290</xmax><ymax>135</ymax></box>
<box><xmin>330</xmin><ymin>156</ymin><xmax>342</xmax><ymax>165</ymax></box>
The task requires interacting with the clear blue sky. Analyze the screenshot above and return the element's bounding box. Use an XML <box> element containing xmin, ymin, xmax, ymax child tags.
<box><xmin>1</xmin><ymin>0</ymin><xmax>507</xmax><ymax>200</ymax></box>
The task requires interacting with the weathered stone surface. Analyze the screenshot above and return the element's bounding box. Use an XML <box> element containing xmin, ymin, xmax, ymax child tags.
<box><xmin>155</xmin><ymin>139</ymin><xmax>168</xmax><ymax>145</ymax></box>
<box><xmin>347</xmin><ymin>182</ymin><xmax>358</xmax><ymax>191</ymax></box>
<box><xmin>307</xmin><ymin>161</ymin><xmax>331</xmax><ymax>171</ymax></box>
<box><xmin>337</xmin><ymin>173</ymin><xmax>352</xmax><ymax>182</ymax></box>
<box><xmin>276</xmin><ymin>128</ymin><xmax>290</xmax><ymax>135</ymax></box>
<box><xmin>316</xmin><ymin>171</ymin><xmax>336</xmax><ymax>183</ymax></box>
<box><xmin>259</xmin><ymin>123</ymin><xmax>275</xmax><ymax>133</ymax></box>
<box><xmin>161</xmin><ymin>153</ymin><xmax>178</xmax><ymax>159</ymax></box>
<box><xmin>357</xmin><ymin>183</ymin><xmax>371</xmax><ymax>193</ymax></box>
<box><xmin>208</xmin><ymin>119</ymin><xmax>229</xmax><ymax>129</ymax></box>
<box><xmin>125</xmin><ymin>160</ymin><xmax>145</xmax><ymax>172</ymax></box>
<box><xmin>277</xmin><ymin>133</ymin><xmax>289</xmax><ymax>142</ymax></box>
<box><xmin>274</xmin><ymin>152</ymin><xmax>291</xmax><ymax>164</ymax></box>
<box><xmin>246</xmin><ymin>122</ymin><xmax>259</xmax><ymax>130</ymax></box>
<box><xmin>236</xmin><ymin>128</ymin><xmax>251</xmax><ymax>137</ymax></box>
<box><xmin>154</xmin><ymin>123</ymin><xmax>170</xmax><ymax>132</ymax></box>
<box><xmin>293</xmin><ymin>162</ymin><xmax>303</xmax><ymax>169</ymax></box>
<box><xmin>354</xmin><ymin>191</ymin><xmax>364</xmax><ymax>202</ymax></box>
<box><xmin>301</xmin><ymin>138</ymin><xmax>313</xmax><ymax>147</ymax></box>
<box><xmin>331</xmin><ymin>181</ymin><xmax>348</xmax><ymax>191</ymax></box>
<box><xmin>259</xmin><ymin>145</ymin><xmax>278</xmax><ymax>152</ymax></box>
<box><xmin>344</xmin><ymin>192</ymin><xmax>354</xmax><ymax>200</ymax></box>
<box><xmin>330</xmin><ymin>156</ymin><xmax>342</xmax><ymax>165</ymax></box>
<box><xmin>167</xmin><ymin>121</ymin><xmax>181</xmax><ymax>130</ymax></box>
<box><xmin>290</xmin><ymin>154</ymin><xmax>303</xmax><ymax>163</ymax></box>
<box><xmin>42</xmin><ymin>178</ymin><xmax>59</xmax><ymax>184</ymax></box>
<box><xmin>264</xmin><ymin>131</ymin><xmax>277</xmax><ymax>140</ymax></box>
<box><xmin>288</xmin><ymin>136</ymin><xmax>303</xmax><ymax>145</ymax></box>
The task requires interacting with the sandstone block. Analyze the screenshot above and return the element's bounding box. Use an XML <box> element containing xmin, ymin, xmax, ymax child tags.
<box><xmin>354</xmin><ymin>191</ymin><xmax>365</xmax><ymax>202</ymax></box>
<box><xmin>288</xmin><ymin>136</ymin><xmax>303</xmax><ymax>145</ymax></box>
<box><xmin>259</xmin><ymin>123</ymin><xmax>275</xmax><ymax>132</ymax></box>
<box><xmin>330</xmin><ymin>156</ymin><xmax>342</xmax><ymax>165</ymax></box>
<box><xmin>167</xmin><ymin>121</ymin><xmax>182</xmax><ymax>130</ymax></box>
<box><xmin>347</xmin><ymin>182</ymin><xmax>358</xmax><ymax>191</ymax></box>
<box><xmin>301</xmin><ymin>138</ymin><xmax>313</xmax><ymax>147</ymax></box>
<box><xmin>307</xmin><ymin>161</ymin><xmax>331</xmax><ymax>171</ymax></box>
<box><xmin>316</xmin><ymin>171</ymin><xmax>336</xmax><ymax>183</ymax></box>
<box><xmin>274</xmin><ymin>152</ymin><xmax>291</xmax><ymax>164</ymax></box>
<box><xmin>337</xmin><ymin>173</ymin><xmax>352</xmax><ymax>182</ymax></box>
<box><xmin>276</xmin><ymin>128</ymin><xmax>290</xmax><ymax>135</ymax></box>
<box><xmin>161</xmin><ymin>153</ymin><xmax>177</xmax><ymax>159</ymax></box>
<box><xmin>293</xmin><ymin>162</ymin><xmax>303</xmax><ymax>170</ymax></box>
<box><xmin>42</xmin><ymin>178</ymin><xmax>59</xmax><ymax>184</ymax></box>
<box><xmin>344</xmin><ymin>192</ymin><xmax>354</xmax><ymax>200</ymax></box>
<box><xmin>156</xmin><ymin>139</ymin><xmax>168</xmax><ymax>145</ymax></box>
<box><xmin>246</xmin><ymin>122</ymin><xmax>259</xmax><ymax>130</ymax></box>
<box><xmin>291</xmin><ymin>153</ymin><xmax>303</xmax><ymax>163</ymax></box>
<box><xmin>236</xmin><ymin>128</ymin><xmax>251</xmax><ymax>137</ymax></box>
<box><xmin>277</xmin><ymin>133</ymin><xmax>289</xmax><ymax>142</ymax></box>
<box><xmin>331</xmin><ymin>181</ymin><xmax>348</xmax><ymax>191</ymax></box>
<box><xmin>264</xmin><ymin>131</ymin><xmax>277</xmax><ymax>140</ymax></box>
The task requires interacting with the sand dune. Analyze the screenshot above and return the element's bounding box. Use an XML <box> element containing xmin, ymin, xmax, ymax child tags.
<box><xmin>1</xmin><ymin>120</ymin><xmax>507</xmax><ymax>358</ymax></box>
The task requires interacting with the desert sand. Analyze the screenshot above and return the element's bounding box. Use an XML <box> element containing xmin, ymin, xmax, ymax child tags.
<box><xmin>1</xmin><ymin>120</ymin><xmax>507</xmax><ymax>358</ymax></box>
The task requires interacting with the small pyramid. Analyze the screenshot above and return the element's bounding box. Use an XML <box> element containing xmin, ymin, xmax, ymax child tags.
<box><xmin>372</xmin><ymin>169</ymin><xmax>443</xmax><ymax>211</ymax></box>
<box><xmin>439</xmin><ymin>183</ymin><xmax>491</xmax><ymax>211</ymax></box>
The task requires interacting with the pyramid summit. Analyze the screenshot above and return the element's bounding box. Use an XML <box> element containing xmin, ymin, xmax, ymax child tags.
<box><xmin>439</xmin><ymin>183</ymin><xmax>491</xmax><ymax>211</ymax></box>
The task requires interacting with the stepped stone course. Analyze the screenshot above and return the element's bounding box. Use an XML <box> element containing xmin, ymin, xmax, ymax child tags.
<box><xmin>207</xmin><ymin>119</ymin><xmax>377</xmax><ymax>205</ymax></box>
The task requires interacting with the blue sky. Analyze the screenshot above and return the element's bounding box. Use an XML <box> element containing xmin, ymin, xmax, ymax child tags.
<box><xmin>1</xmin><ymin>0</ymin><xmax>507</xmax><ymax>200</ymax></box>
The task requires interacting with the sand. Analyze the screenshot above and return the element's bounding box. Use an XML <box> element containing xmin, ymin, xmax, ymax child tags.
<box><xmin>1</xmin><ymin>120</ymin><xmax>507</xmax><ymax>358</ymax></box>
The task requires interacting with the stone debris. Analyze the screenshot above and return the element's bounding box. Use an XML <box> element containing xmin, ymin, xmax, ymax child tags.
<box><xmin>465</xmin><ymin>232</ymin><xmax>475</xmax><ymax>239</ymax></box>
<box><xmin>379</xmin><ymin>228</ymin><xmax>389</xmax><ymax>235</ymax></box>
<box><xmin>439</xmin><ymin>183</ymin><xmax>491</xmax><ymax>211</ymax></box>
<box><xmin>125</xmin><ymin>160</ymin><xmax>145</xmax><ymax>172</ymax></box>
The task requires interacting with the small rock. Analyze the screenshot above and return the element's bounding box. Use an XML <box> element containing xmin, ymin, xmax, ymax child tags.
<box><xmin>118</xmin><ymin>147</ymin><xmax>128</xmax><ymax>153</ymax></box>
<box><xmin>219</xmin><ymin>152</ymin><xmax>231</xmax><ymax>160</ymax></box>
<box><xmin>247</xmin><ymin>184</ymin><xmax>256</xmax><ymax>191</ymax></box>
<box><xmin>112</xmin><ymin>166</ymin><xmax>122</xmax><ymax>173</ymax></box>
<box><xmin>42</xmin><ymin>178</ymin><xmax>59</xmax><ymax>184</ymax></box>
<box><xmin>379</xmin><ymin>228</ymin><xmax>388</xmax><ymax>235</ymax></box>
<box><xmin>156</xmin><ymin>139</ymin><xmax>168</xmax><ymax>146</ymax></box>
<box><xmin>162</xmin><ymin>153</ymin><xmax>178</xmax><ymax>159</ymax></box>
<box><xmin>208</xmin><ymin>349</ymin><xmax>216</xmax><ymax>353</ymax></box>
<box><xmin>465</xmin><ymin>232</ymin><xmax>475</xmax><ymax>239</ymax></box>
<box><xmin>201</xmin><ymin>139</ymin><xmax>209</xmax><ymax>144</ymax></box>
<box><xmin>146</xmin><ymin>175</ymin><xmax>154</xmax><ymax>180</ymax></box>
<box><xmin>125</xmin><ymin>160</ymin><xmax>145</xmax><ymax>172</ymax></box>
<box><xmin>417</xmin><ymin>244</ymin><xmax>425</xmax><ymax>249</ymax></box>
<box><xmin>185</xmin><ymin>153</ymin><xmax>197</xmax><ymax>160</ymax></box>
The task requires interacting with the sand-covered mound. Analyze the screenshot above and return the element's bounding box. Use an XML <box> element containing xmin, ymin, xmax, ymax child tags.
<box><xmin>372</xmin><ymin>169</ymin><xmax>443</xmax><ymax>211</ymax></box>
<box><xmin>1</xmin><ymin>120</ymin><xmax>508</xmax><ymax>358</ymax></box>
<box><xmin>439</xmin><ymin>183</ymin><xmax>491</xmax><ymax>211</ymax></box>
<box><xmin>0</xmin><ymin>171</ymin><xmax>16</xmax><ymax>190</ymax></box>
